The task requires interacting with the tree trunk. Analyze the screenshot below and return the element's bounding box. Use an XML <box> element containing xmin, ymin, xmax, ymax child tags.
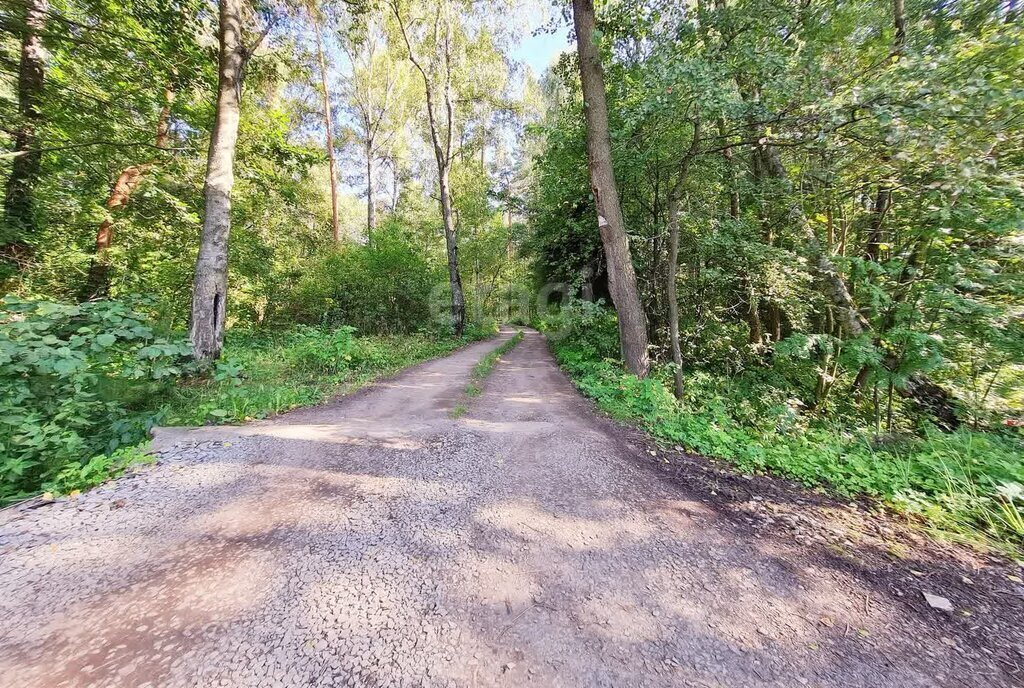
<box><xmin>893</xmin><ymin>0</ymin><xmax>907</xmax><ymax>52</ymax></box>
<box><xmin>366</xmin><ymin>140</ymin><xmax>376</xmax><ymax>240</ymax></box>
<box><xmin>81</xmin><ymin>164</ymin><xmax>151</xmax><ymax>299</ymax></box>
<box><xmin>391</xmin><ymin>0</ymin><xmax>466</xmax><ymax>335</ymax></box>
<box><xmin>2</xmin><ymin>0</ymin><xmax>48</xmax><ymax>273</ymax></box>
<box><xmin>666</xmin><ymin>190</ymin><xmax>684</xmax><ymax>398</ymax></box>
<box><xmin>82</xmin><ymin>86</ymin><xmax>174</xmax><ymax>299</ymax></box>
<box><xmin>438</xmin><ymin>163</ymin><xmax>465</xmax><ymax>334</ymax></box>
<box><xmin>665</xmin><ymin>120</ymin><xmax>700</xmax><ymax>398</ymax></box>
<box><xmin>189</xmin><ymin>0</ymin><xmax>245</xmax><ymax>362</ymax></box>
<box><xmin>863</xmin><ymin>183</ymin><xmax>891</xmax><ymax>262</ymax></box>
<box><xmin>757</xmin><ymin>143</ymin><xmax>869</xmax><ymax>337</ymax></box>
<box><xmin>572</xmin><ymin>0</ymin><xmax>649</xmax><ymax>377</ymax></box>
<box><xmin>747</xmin><ymin>291</ymin><xmax>763</xmax><ymax>344</ymax></box>
<box><xmin>719</xmin><ymin>118</ymin><xmax>739</xmax><ymax>220</ymax></box>
<box><xmin>314</xmin><ymin>21</ymin><xmax>341</xmax><ymax>243</ymax></box>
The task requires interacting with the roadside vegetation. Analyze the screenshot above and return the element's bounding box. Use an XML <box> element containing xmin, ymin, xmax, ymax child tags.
<box><xmin>519</xmin><ymin>1</ymin><xmax>1024</xmax><ymax>556</ymax></box>
<box><xmin>538</xmin><ymin>302</ymin><xmax>1024</xmax><ymax>555</ymax></box>
<box><xmin>0</xmin><ymin>0</ymin><xmax>531</xmax><ymax>503</ymax></box>
<box><xmin>464</xmin><ymin>330</ymin><xmax>523</xmax><ymax>397</ymax></box>
<box><xmin>0</xmin><ymin>295</ymin><xmax>495</xmax><ymax>504</ymax></box>
<box><xmin>1</xmin><ymin>0</ymin><xmax>1021</xmax><ymax>557</ymax></box>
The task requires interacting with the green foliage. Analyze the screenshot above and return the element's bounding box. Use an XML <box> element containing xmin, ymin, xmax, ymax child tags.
<box><xmin>277</xmin><ymin>223</ymin><xmax>443</xmax><ymax>333</ymax></box>
<box><xmin>541</xmin><ymin>304</ymin><xmax>1024</xmax><ymax>554</ymax></box>
<box><xmin>0</xmin><ymin>294</ymin><xmax>495</xmax><ymax>503</ymax></box>
<box><xmin>44</xmin><ymin>445</ymin><xmax>154</xmax><ymax>498</ymax></box>
<box><xmin>0</xmin><ymin>297</ymin><xmax>194</xmax><ymax>503</ymax></box>
<box><xmin>527</xmin><ymin>0</ymin><xmax>1024</xmax><ymax>433</ymax></box>
<box><xmin>535</xmin><ymin>299</ymin><xmax>619</xmax><ymax>363</ymax></box>
<box><xmin>284</xmin><ymin>326</ymin><xmax>358</xmax><ymax>374</ymax></box>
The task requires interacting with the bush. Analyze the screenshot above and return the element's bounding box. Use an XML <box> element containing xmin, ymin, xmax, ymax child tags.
<box><xmin>538</xmin><ymin>301</ymin><xmax>1024</xmax><ymax>554</ymax></box>
<box><xmin>0</xmin><ymin>297</ymin><xmax>194</xmax><ymax>503</ymax></box>
<box><xmin>277</xmin><ymin>223</ymin><xmax>443</xmax><ymax>333</ymax></box>
<box><xmin>284</xmin><ymin>325</ymin><xmax>358</xmax><ymax>373</ymax></box>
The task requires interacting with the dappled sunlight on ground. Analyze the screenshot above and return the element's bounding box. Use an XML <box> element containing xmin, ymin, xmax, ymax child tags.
<box><xmin>0</xmin><ymin>331</ymin><xmax>1007</xmax><ymax>687</ymax></box>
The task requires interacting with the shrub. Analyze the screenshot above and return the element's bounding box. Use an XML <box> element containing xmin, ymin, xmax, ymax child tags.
<box><xmin>538</xmin><ymin>301</ymin><xmax>1024</xmax><ymax>554</ymax></box>
<box><xmin>277</xmin><ymin>223</ymin><xmax>443</xmax><ymax>333</ymax></box>
<box><xmin>284</xmin><ymin>325</ymin><xmax>358</xmax><ymax>373</ymax></box>
<box><xmin>0</xmin><ymin>297</ymin><xmax>194</xmax><ymax>503</ymax></box>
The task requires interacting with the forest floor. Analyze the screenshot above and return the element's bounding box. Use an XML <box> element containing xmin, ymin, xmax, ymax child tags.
<box><xmin>1</xmin><ymin>328</ymin><xmax>1022</xmax><ymax>687</ymax></box>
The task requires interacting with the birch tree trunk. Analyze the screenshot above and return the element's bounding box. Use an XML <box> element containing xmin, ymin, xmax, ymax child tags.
<box><xmin>366</xmin><ymin>139</ymin><xmax>376</xmax><ymax>239</ymax></box>
<box><xmin>189</xmin><ymin>0</ymin><xmax>245</xmax><ymax>361</ymax></box>
<box><xmin>2</xmin><ymin>0</ymin><xmax>48</xmax><ymax>273</ymax></box>
<box><xmin>571</xmin><ymin>0</ymin><xmax>649</xmax><ymax>377</ymax></box>
<box><xmin>391</xmin><ymin>0</ymin><xmax>465</xmax><ymax>335</ymax></box>
<box><xmin>314</xmin><ymin>20</ymin><xmax>341</xmax><ymax>242</ymax></box>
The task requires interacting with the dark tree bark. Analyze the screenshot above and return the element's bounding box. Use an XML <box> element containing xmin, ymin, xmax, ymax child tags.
<box><xmin>391</xmin><ymin>0</ymin><xmax>465</xmax><ymax>335</ymax></box>
<box><xmin>572</xmin><ymin>0</ymin><xmax>649</xmax><ymax>377</ymax></box>
<box><xmin>2</xmin><ymin>0</ymin><xmax>48</xmax><ymax>274</ymax></box>
<box><xmin>863</xmin><ymin>181</ymin><xmax>891</xmax><ymax>263</ymax></box>
<box><xmin>189</xmin><ymin>0</ymin><xmax>249</xmax><ymax>361</ymax></box>
<box><xmin>893</xmin><ymin>0</ymin><xmax>907</xmax><ymax>52</ymax></box>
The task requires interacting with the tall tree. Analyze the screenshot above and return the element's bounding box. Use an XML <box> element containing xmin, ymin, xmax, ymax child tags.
<box><xmin>312</xmin><ymin>13</ymin><xmax>342</xmax><ymax>242</ymax></box>
<box><xmin>666</xmin><ymin>119</ymin><xmax>700</xmax><ymax>399</ymax></box>
<box><xmin>571</xmin><ymin>0</ymin><xmax>649</xmax><ymax>377</ymax></box>
<box><xmin>340</xmin><ymin>23</ymin><xmax>407</xmax><ymax>241</ymax></box>
<box><xmin>2</xmin><ymin>0</ymin><xmax>48</xmax><ymax>275</ymax></box>
<box><xmin>389</xmin><ymin>0</ymin><xmax>465</xmax><ymax>335</ymax></box>
<box><xmin>189</xmin><ymin>0</ymin><xmax>271</xmax><ymax>361</ymax></box>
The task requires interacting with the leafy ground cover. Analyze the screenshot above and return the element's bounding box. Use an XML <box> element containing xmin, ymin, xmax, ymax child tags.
<box><xmin>0</xmin><ymin>295</ymin><xmax>495</xmax><ymax>504</ymax></box>
<box><xmin>538</xmin><ymin>302</ymin><xmax>1024</xmax><ymax>557</ymax></box>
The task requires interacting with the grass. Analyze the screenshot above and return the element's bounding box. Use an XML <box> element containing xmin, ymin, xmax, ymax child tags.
<box><xmin>452</xmin><ymin>330</ymin><xmax>523</xmax><ymax>415</ymax></box>
<box><xmin>13</xmin><ymin>324</ymin><xmax>497</xmax><ymax>503</ymax></box>
<box><xmin>162</xmin><ymin>325</ymin><xmax>496</xmax><ymax>426</ymax></box>
<box><xmin>539</xmin><ymin>325</ymin><xmax>1024</xmax><ymax>557</ymax></box>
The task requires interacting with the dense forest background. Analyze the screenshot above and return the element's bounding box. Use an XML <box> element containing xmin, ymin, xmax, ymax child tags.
<box><xmin>1</xmin><ymin>0</ymin><xmax>1022</xmax><ymax>553</ymax></box>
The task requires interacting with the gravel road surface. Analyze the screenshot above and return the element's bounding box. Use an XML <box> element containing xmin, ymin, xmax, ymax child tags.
<box><xmin>0</xmin><ymin>328</ymin><xmax>1006</xmax><ymax>687</ymax></box>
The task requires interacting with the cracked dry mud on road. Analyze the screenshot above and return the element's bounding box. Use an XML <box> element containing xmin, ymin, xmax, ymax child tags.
<box><xmin>0</xmin><ymin>328</ymin><xmax>1007</xmax><ymax>687</ymax></box>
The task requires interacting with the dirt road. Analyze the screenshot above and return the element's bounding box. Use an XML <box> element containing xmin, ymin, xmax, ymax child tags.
<box><xmin>0</xmin><ymin>329</ymin><xmax>1012</xmax><ymax>687</ymax></box>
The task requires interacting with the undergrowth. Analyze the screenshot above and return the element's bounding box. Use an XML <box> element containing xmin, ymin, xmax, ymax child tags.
<box><xmin>536</xmin><ymin>302</ymin><xmax>1024</xmax><ymax>556</ymax></box>
<box><xmin>0</xmin><ymin>295</ymin><xmax>496</xmax><ymax>505</ymax></box>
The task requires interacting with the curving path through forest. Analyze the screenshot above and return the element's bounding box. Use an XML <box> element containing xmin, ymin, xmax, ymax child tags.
<box><xmin>0</xmin><ymin>328</ymin><xmax>1011</xmax><ymax>687</ymax></box>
